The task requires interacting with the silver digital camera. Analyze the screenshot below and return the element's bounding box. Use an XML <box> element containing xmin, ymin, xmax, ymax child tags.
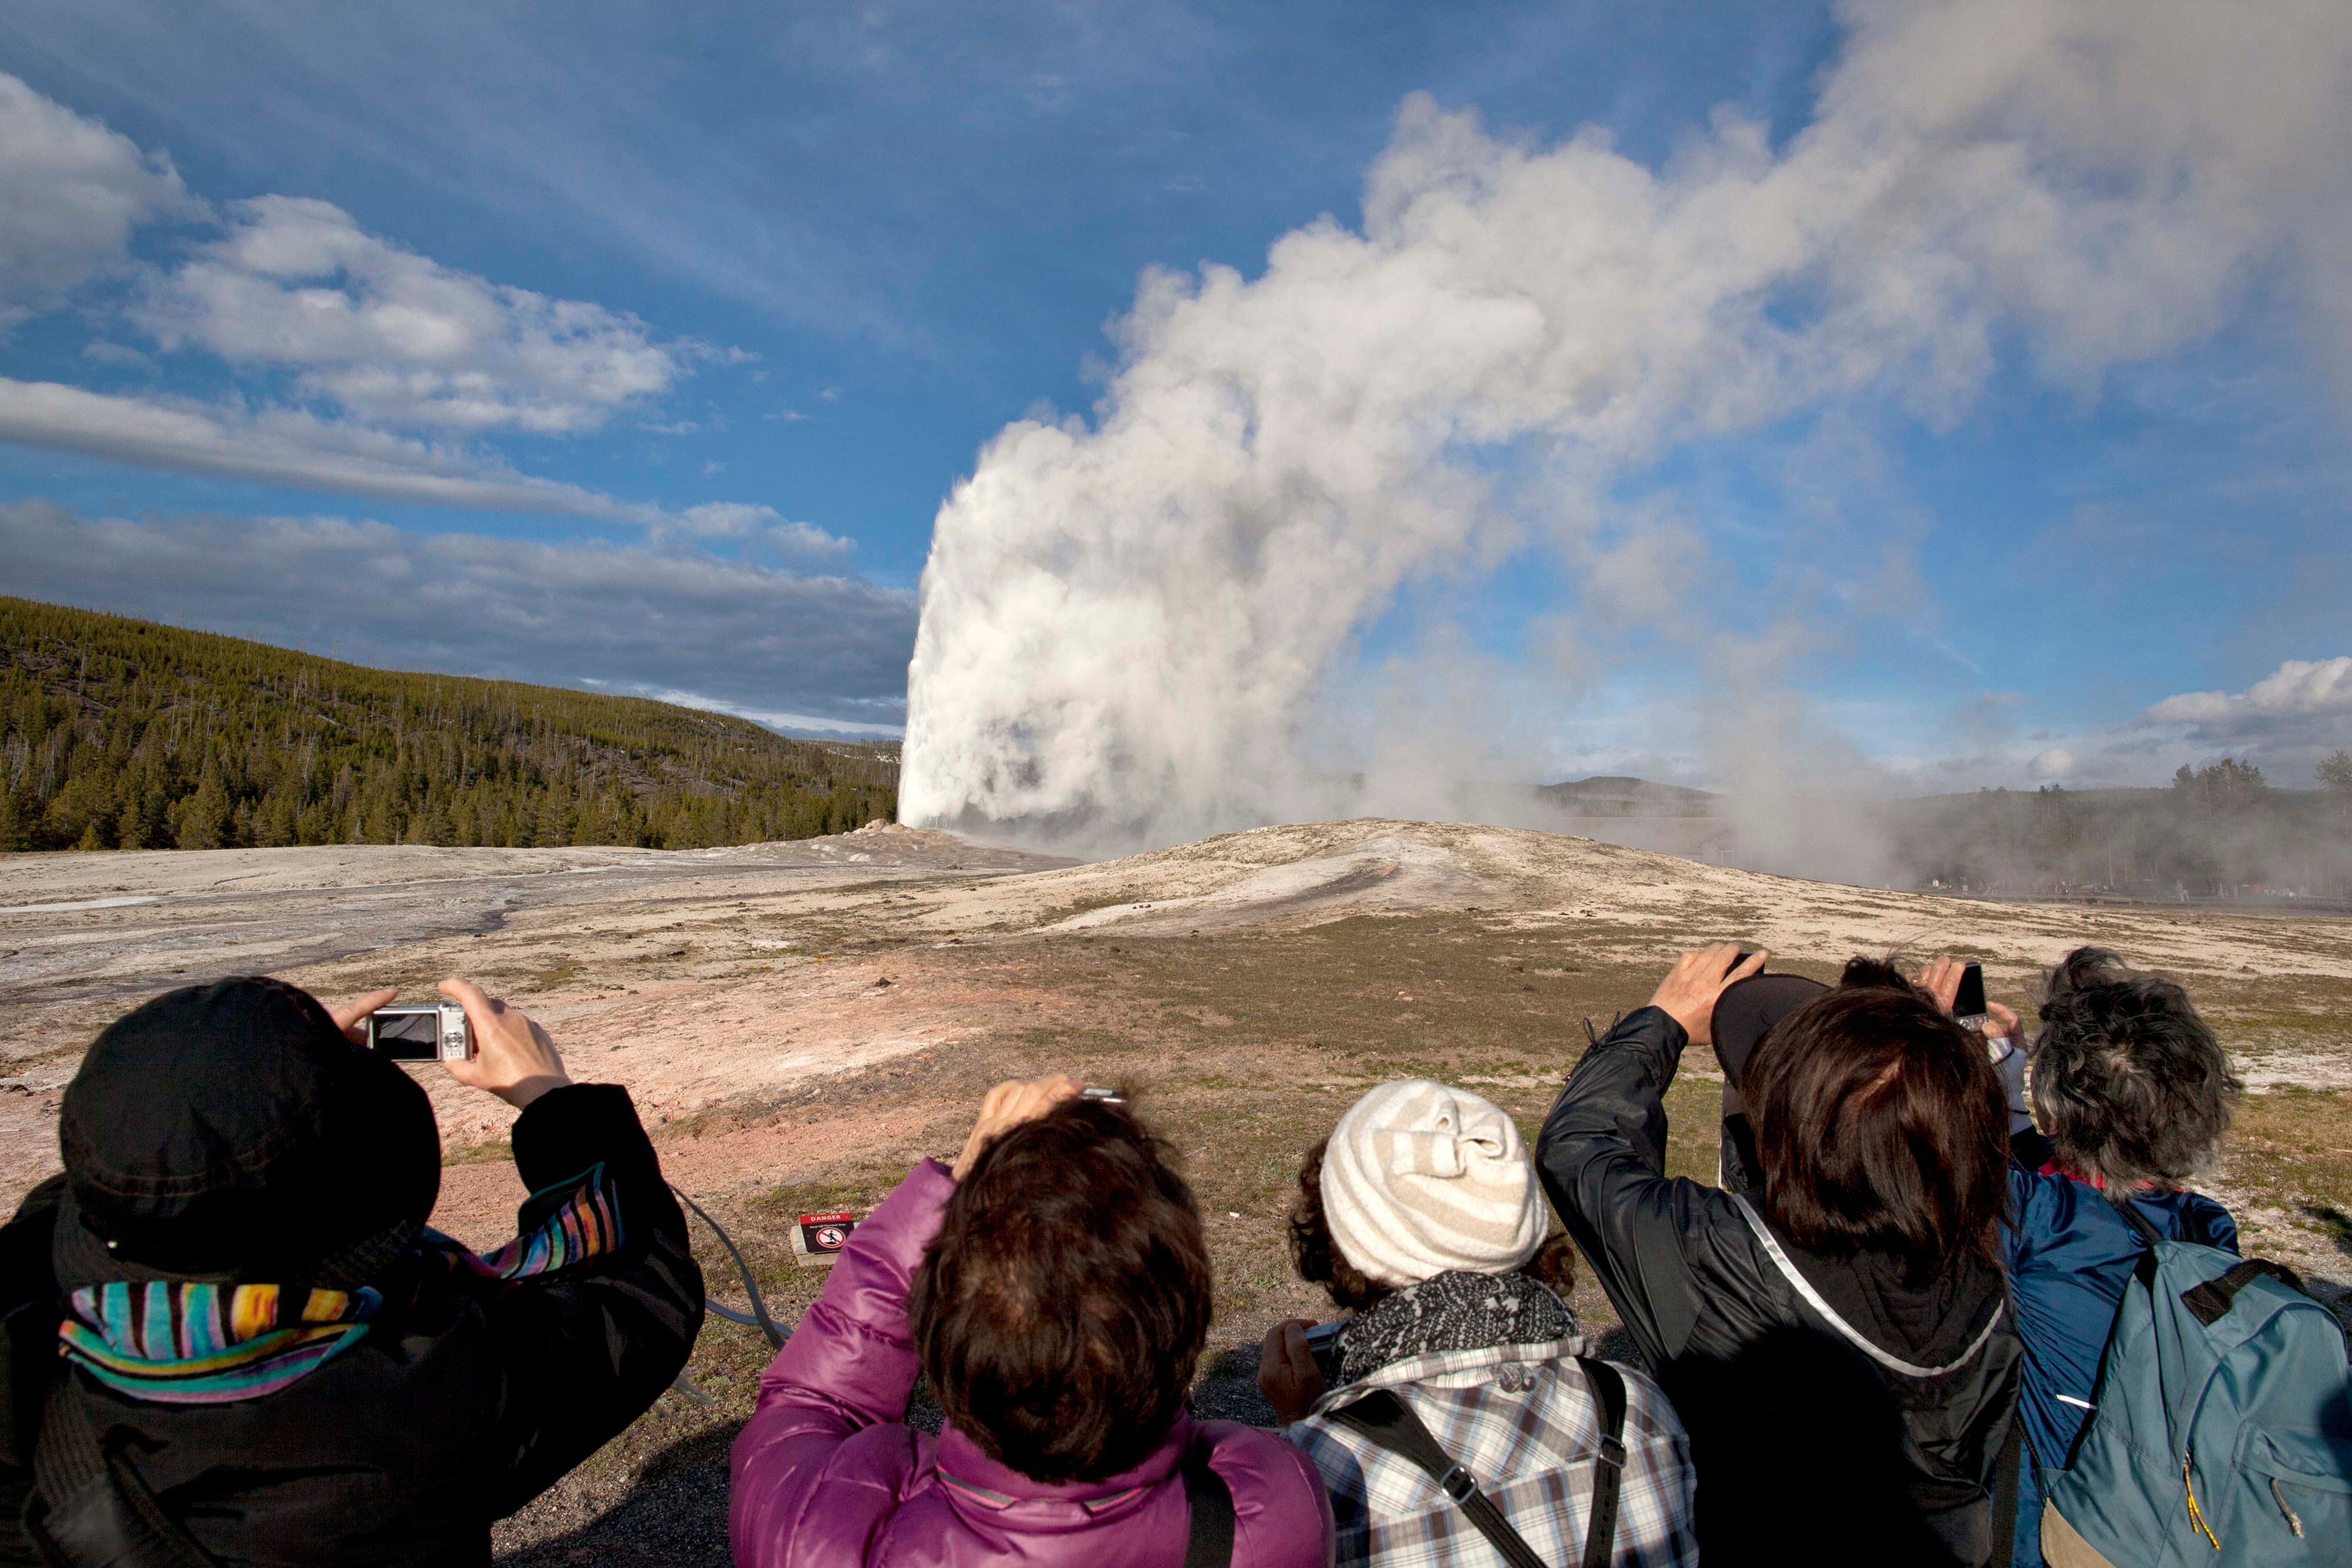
<box><xmin>365</xmin><ymin>1000</ymin><xmax>474</xmax><ymax>1063</ymax></box>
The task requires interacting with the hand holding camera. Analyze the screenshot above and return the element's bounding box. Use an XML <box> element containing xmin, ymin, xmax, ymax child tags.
<box><xmin>1917</xmin><ymin>957</ymin><xmax>2023</xmax><ymax>1059</ymax></box>
<box><xmin>952</xmin><ymin>1074</ymin><xmax>1084</xmax><ymax>1181</ymax></box>
<box><xmin>331</xmin><ymin>978</ymin><xmax>573</xmax><ymax>1110</ymax></box>
<box><xmin>1257</xmin><ymin>1318</ymin><xmax>1330</xmax><ymax>1424</ymax></box>
<box><xmin>1647</xmin><ymin>943</ymin><xmax>1768</xmax><ymax>1046</ymax></box>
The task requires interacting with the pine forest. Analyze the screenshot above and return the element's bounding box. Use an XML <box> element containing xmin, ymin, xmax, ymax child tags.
<box><xmin>0</xmin><ymin>597</ymin><xmax>897</xmax><ymax>853</ymax></box>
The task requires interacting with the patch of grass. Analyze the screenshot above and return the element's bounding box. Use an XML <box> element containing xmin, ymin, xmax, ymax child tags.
<box><xmin>443</xmin><ymin>1138</ymin><xmax>512</xmax><ymax>1166</ymax></box>
<box><xmin>748</xmin><ymin>1176</ymin><xmax>897</xmax><ymax>1219</ymax></box>
<box><xmin>2225</xmin><ymin>1087</ymin><xmax>2352</xmax><ymax>1227</ymax></box>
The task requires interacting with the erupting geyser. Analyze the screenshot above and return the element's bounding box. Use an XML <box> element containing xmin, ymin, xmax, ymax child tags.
<box><xmin>901</xmin><ymin>0</ymin><xmax>2352</xmax><ymax>855</ymax></box>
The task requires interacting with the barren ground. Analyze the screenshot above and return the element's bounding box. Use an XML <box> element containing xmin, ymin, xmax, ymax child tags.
<box><xmin>5</xmin><ymin>818</ymin><xmax>2347</xmax><ymax>1565</ymax></box>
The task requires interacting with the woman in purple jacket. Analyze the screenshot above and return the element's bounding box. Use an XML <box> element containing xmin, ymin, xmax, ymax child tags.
<box><xmin>730</xmin><ymin>1076</ymin><xmax>1335</xmax><ymax>1567</ymax></box>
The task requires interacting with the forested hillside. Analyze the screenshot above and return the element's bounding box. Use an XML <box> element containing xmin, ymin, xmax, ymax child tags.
<box><xmin>1882</xmin><ymin>758</ymin><xmax>2352</xmax><ymax>901</ymax></box>
<box><xmin>0</xmin><ymin>597</ymin><xmax>897</xmax><ymax>853</ymax></box>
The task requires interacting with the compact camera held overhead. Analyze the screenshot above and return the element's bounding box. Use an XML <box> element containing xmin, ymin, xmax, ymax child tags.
<box><xmin>363</xmin><ymin>999</ymin><xmax>475</xmax><ymax>1063</ymax></box>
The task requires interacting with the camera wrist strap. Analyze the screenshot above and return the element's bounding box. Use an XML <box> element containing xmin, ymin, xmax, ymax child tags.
<box><xmin>668</xmin><ymin>1184</ymin><xmax>787</xmax><ymax>1349</ymax></box>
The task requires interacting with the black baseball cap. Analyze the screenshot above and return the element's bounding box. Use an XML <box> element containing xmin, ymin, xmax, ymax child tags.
<box><xmin>56</xmin><ymin>976</ymin><xmax>441</xmax><ymax>1284</ymax></box>
<box><xmin>1710</xmin><ymin>972</ymin><xmax>1829</xmax><ymax>1089</ymax></box>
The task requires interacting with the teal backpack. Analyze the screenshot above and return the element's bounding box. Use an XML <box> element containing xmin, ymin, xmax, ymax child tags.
<box><xmin>2039</xmin><ymin>1204</ymin><xmax>2352</xmax><ymax>1566</ymax></box>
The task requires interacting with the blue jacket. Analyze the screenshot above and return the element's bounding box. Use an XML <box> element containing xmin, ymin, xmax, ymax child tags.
<box><xmin>2001</xmin><ymin>1165</ymin><xmax>2237</xmax><ymax>1568</ymax></box>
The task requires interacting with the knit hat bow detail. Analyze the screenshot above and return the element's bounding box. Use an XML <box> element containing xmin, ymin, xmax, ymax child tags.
<box><xmin>1320</xmin><ymin>1079</ymin><xmax>1547</xmax><ymax>1287</ymax></box>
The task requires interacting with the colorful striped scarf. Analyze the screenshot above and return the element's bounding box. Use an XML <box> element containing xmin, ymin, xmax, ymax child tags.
<box><xmin>437</xmin><ymin>1162</ymin><xmax>623</xmax><ymax>1282</ymax></box>
<box><xmin>59</xmin><ymin>1281</ymin><xmax>381</xmax><ymax>1405</ymax></box>
<box><xmin>60</xmin><ymin>1164</ymin><xmax>624</xmax><ymax>1405</ymax></box>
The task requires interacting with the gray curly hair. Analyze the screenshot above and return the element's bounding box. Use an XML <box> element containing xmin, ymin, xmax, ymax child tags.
<box><xmin>2029</xmin><ymin>947</ymin><xmax>2240</xmax><ymax>1192</ymax></box>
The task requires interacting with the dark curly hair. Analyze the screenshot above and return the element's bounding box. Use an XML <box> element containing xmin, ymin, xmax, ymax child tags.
<box><xmin>908</xmin><ymin>1096</ymin><xmax>1210</xmax><ymax>1483</ymax></box>
<box><xmin>2030</xmin><ymin>947</ymin><xmax>2239</xmax><ymax>1191</ymax></box>
<box><xmin>1286</xmin><ymin>1135</ymin><xmax>1577</xmax><ymax>1311</ymax></box>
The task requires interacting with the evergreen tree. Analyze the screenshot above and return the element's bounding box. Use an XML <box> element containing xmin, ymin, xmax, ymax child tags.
<box><xmin>0</xmin><ymin>596</ymin><xmax>897</xmax><ymax>855</ymax></box>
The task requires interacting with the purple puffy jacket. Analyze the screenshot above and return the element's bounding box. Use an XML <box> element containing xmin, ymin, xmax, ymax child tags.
<box><xmin>730</xmin><ymin>1159</ymin><xmax>1335</xmax><ymax>1567</ymax></box>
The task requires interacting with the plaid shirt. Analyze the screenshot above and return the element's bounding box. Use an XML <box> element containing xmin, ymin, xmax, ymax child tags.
<box><xmin>1285</xmin><ymin>1336</ymin><xmax>1698</xmax><ymax>1568</ymax></box>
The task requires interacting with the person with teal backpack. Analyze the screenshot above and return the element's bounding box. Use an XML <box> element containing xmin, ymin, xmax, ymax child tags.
<box><xmin>2040</xmin><ymin>1199</ymin><xmax>2351</xmax><ymax>1565</ymax></box>
<box><xmin>1985</xmin><ymin>949</ymin><xmax>2352</xmax><ymax>1567</ymax></box>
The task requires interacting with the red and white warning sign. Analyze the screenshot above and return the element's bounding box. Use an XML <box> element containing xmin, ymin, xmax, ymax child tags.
<box><xmin>792</xmin><ymin>1212</ymin><xmax>859</xmax><ymax>1266</ymax></box>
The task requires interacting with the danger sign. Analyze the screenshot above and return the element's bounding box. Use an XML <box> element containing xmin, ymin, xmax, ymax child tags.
<box><xmin>798</xmin><ymin>1212</ymin><xmax>857</xmax><ymax>1255</ymax></box>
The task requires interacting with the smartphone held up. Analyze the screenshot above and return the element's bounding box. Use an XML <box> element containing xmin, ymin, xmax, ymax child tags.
<box><xmin>1952</xmin><ymin>963</ymin><xmax>1987</xmax><ymax>1032</ymax></box>
<box><xmin>366</xmin><ymin>999</ymin><xmax>474</xmax><ymax>1063</ymax></box>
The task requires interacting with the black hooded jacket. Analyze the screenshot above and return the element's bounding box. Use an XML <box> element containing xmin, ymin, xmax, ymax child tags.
<box><xmin>1536</xmin><ymin>1007</ymin><xmax>2022</xmax><ymax>1568</ymax></box>
<box><xmin>0</xmin><ymin>1081</ymin><xmax>703</xmax><ymax>1567</ymax></box>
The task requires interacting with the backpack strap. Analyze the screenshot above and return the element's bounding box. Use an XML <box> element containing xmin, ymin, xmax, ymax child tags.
<box><xmin>23</xmin><ymin>1382</ymin><xmax>221</xmax><ymax>1568</ymax></box>
<box><xmin>1181</xmin><ymin>1435</ymin><xmax>1234</xmax><ymax>1568</ymax></box>
<box><xmin>2114</xmin><ymin>1196</ymin><xmax>2168</xmax><ymax>1250</ymax></box>
<box><xmin>2180</xmin><ymin>1260</ymin><xmax>2307</xmax><ymax>1328</ymax></box>
<box><xmin>1326</xmin><ymin>1390</ymin><xmax>1553</xmax><ymax>1568</ymax></box>
<box><xmin>1328</xmin><ymin>1372</ymin><xmax>1633</xmax><ymax>1568</ymax></box>
<box><xmin>1572</xmin><ymin>1358</ymin><xmax>1628</xmax><ymax>1568</ymax></box>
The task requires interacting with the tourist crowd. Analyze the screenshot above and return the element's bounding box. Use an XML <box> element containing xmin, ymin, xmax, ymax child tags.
<box><xmin>1</xmin><ymin>936</ymin><xmax>2344</xmax><ymax>1566</ymax></box>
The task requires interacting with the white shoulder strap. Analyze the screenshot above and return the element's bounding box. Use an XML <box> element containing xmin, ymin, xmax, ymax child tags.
<box><xmin>1729</xmin><ymin>1193</ymin><xmax>2005</xmax><ymax>1379</ymax></box>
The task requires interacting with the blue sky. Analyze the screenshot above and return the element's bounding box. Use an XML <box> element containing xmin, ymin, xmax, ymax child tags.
<box><xmin>3</xmin><ymin>0</ymin><xmax>2348</xmax><ymax>797</ymax></box>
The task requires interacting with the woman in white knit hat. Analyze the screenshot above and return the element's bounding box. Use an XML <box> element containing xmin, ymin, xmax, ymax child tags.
<box><xmin>1258</xmin><ymin>1079</ymin><xmax>1697</xmax><ymax>1568</ymax></box>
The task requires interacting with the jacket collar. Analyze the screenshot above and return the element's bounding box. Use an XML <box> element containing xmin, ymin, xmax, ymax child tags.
<box><xmin>932</xmin><ymin>1411</ymin><xmax>1193</xmax><ymax>1529</ymax></box>
<box><xmin>1309</xmin><ymin>1333</ymin><xmax>1589</xmax><ymax>1418</ymax></box>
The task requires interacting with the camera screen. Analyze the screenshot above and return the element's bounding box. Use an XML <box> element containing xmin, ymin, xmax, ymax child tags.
<box><xmin>369</xmin><ymin>1009</ymin><xmax>441</xmax><ymax>1061</ymax></box>
<box><xmin>1952</xmin><ymin>963</ymin><xmax>1987</xmax><ymax>1019</ymax></box>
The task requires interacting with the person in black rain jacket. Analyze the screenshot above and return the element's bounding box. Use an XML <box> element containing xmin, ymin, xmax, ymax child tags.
<box><xmin>0</xmin><ymin>974</ymin><xmax>702</xmax><ymax>1567</ymax></box>
<box><xmin>1536</xmin><ymin>947</ymin><xmax>2023</xmax><ymax>1568</ymax></box>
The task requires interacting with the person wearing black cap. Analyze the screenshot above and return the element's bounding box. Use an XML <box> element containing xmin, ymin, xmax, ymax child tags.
<box><xmin>0</xmin><ymin>975</ymin><xmax>703</xmax><ymax>1566</ymax></box>
<box><xmin>1536</xmin><ymin>946</ymin><xmax>2022</xmax><ymax>1567</ymax></box>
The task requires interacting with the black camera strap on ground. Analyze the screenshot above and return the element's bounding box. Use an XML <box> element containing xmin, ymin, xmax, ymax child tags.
<box><xmin>667</xmin><ymin>1184</ymin><xmax>788</xmax><ymax>1350</ymax></box>
<box><xmin>1326</xmin><ymin>1356</ymin><xmax>1628</xmax><ymax>1568</ymax></box>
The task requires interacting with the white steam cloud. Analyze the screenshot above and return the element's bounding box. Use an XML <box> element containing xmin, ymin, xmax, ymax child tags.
<box><xmin>903</xmin><ymin>0</ymin><xmax>2352</xmax><ymax>852</ymax></box>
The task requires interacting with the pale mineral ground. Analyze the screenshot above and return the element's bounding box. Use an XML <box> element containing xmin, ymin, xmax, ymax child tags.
<box><xmin>5</xmin><ymin>819</ymin><xmax>2345</xmax><ymax>1564</ymax></box>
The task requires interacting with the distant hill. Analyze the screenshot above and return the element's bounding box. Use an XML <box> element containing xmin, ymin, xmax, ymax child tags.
<box><xmin>0</xmin><ymin>597</ymin><xmax>896</xmax><ymax>853</ymax></box>
<box><xmin>1534</xmin><ymin>774</ymin><xmax>1718</xmax><ymax>818</ymax></box>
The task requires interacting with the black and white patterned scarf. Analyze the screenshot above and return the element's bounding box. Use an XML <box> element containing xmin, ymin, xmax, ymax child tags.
<box><xmin>1337</xmin><ymin>1269</ymin><xmax>1578</xmax><ymax>1385</ymax></box>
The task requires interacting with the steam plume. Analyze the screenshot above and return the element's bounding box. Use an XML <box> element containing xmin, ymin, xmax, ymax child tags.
<box><xmin>903</xmin><ymin>0</ymin><xmax>2352</xmax><ymax>852</ymax></box>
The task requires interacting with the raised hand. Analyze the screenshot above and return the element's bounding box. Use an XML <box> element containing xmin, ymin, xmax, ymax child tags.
<box><xmin>436</xmin><ymin>978</ymin><xmax>572</xmax><ymax>1109</ymax></box>
<box><xmin>1647</xmin><ymin>944</ymin><xmax>1767</xmax><ymax>1046</ymax></box>
<box><xmin>951</xmin><ymin>1075</ymin><xmax>1082</xmax><ymax>1181</ymax></box>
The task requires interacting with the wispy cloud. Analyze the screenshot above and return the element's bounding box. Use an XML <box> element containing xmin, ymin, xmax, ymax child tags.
<box><xmin>0</xmin><ymin>73</ymin><xmax>809</xmax><ymax>542</ymax></box>
<box><xmin>0</xmin><ymin>498</ymin><xmax>913</xmax><ymax>722</ymax></box>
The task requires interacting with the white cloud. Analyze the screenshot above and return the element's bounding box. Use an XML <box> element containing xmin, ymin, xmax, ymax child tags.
<box><xmin>628</xmin><ymin>689</ymin><xmax>905</xmax><ymax>737</ymax></box>
<box><xmin>671</xmin><ymin>501</ymin><xmax>853</xmax><ymax>558</ymax></box>
<box><xmin>2142</xmin><ymin>656</ymin><xmax>2352</xmax><ymax>733</ymax></box>
<box><xmin>2026</xmin><ymin>746</ymin><xmax>2077</xmax><ymax>780</ymax></box>
<box><xmin>0</xmin><ymin>378</ymin><xmax>843</xmax><ymax>554</ymax></box>
<box><xmin>131</xmin><ymin>195</ymin><xmax>693</xmax><ymax>433</ymax></box>
<box><xmin>0</xmin><ymin>375</ymin><xmax>652</xmax><ymax>516</ymax></box>
<box><xmin>0</xmin><ymin>498</ymin><xmax>914</xmax><ymax>722</ymax></box>
<box><xmin>0</xmin><ymin>76</ymin><xmax>828</xmax><ymax>549</ymax></box>
<box><xmin>0</xmin><ymin>72</ymin><xmax>200</xmax><ymax>325</ymax></box>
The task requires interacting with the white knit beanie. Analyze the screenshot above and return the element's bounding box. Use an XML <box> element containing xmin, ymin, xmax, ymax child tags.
<box><xmin>1318</xmin><ymin>1079</ymin><xmax>1547</xmax><ymax>1288</ymax></box>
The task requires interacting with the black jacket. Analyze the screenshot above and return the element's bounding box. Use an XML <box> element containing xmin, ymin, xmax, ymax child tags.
<box><xmin>0</xmin><ymin>1083</ymin><xmax>703</xmax><ymax>1567</ymax></box>
<box><xmin>1536</xmin><ymin>1008</ymin><xmax>2022</xmax><ymax>1567</ymax></box>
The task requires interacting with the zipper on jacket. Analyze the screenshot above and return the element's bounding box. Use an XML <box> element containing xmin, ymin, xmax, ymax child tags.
<box><xmin>2270</xmin><ymin>1476</ymin><xmax>2305</xmax><ymax>1538</ymax></box>
<box><xmin>2183</xmin><ymin>1449</ymin><xmax>2219</xmax><ymax>1550</ymax></box>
